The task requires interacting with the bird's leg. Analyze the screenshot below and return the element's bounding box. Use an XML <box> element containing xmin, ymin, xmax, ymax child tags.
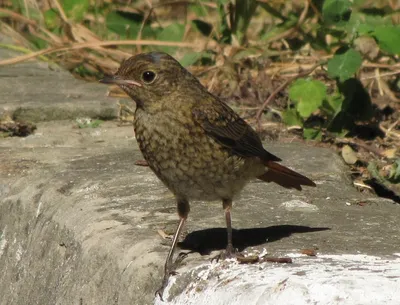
<box><xmin>156</xmin><ymin>198</ymin><xmax>189</xmax><ymax>299</ymax></box>
<box><xmin>223</xmin><ymin>198</ymin><xmax>236</xmax><ymax>257</ymax></box>
<box><xmin>212</xmin><ymin>198</ymin><xmax>237</xmax><ymax>262</ymax></box>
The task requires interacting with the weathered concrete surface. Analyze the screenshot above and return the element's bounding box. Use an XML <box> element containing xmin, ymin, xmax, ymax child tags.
<box><xmin>1</xmin><ymin>122</ymin><xmax>400</xmax><ymax>305</ymax></box>
<box><xmin>0</xmin><ymin>36</ymin><xmax>119</xmax><ymax>122</ymax></box>
<box><xmin>1</xmin><ymin>35</ymin><xmax>400</xmax><ymax>305</ymax></box>
<box><xmin>160</xmin><ymin>254</ymin><xmax>400</xmax><ymax>305</ymax></box>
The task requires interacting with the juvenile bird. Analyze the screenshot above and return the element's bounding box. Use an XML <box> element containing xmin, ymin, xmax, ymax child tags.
<box><xmin>100</xmin><ymin>52</ymin><xmax>316</xmax><ymax>297</ymax></box>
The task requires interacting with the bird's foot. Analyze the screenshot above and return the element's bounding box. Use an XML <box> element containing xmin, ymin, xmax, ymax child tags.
<box><xmin>175</xmin><ymin>251</ymin><xmax>189</xmax><ymax>265</ymax></box>
<box><xmin>155</xmin><ymin>268</ymin><xmax>178</xmax><ymax>301</ymax></box>
<box><xmin>155</xmin><ymin>253</ymin><xmax>189</xmax><ymax>301</ymax></box>
<box><xmin>211</xmin><ymin>244</ymin><xmax>238</xmax><ymax>262</ymax></box>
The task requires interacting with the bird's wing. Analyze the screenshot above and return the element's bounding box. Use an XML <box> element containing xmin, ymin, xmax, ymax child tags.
<box><xmin>192</xmin><ymin>99</ymin><xmax>281</xmax><ymax>162</ymax></box>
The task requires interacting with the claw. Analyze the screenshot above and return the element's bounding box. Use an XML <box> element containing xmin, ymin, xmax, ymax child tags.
<box><xmin>155</xmin><ymin>272</ymin><xmax>170</xmax><ymax>301</ymax></box>
<box><xmin>155</xmin><ymin>264</ymin><xmax>182</xmax><ymax>300</ymax></box>
<box><xmin>211</xmin><ymin>245</ymin><xmax>238</xmax><ymax>262</ymax></box>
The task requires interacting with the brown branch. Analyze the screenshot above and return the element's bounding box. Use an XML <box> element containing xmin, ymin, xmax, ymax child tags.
<box><xmin>0</xmin><ymin>8</ymin><xmax>38</xmax><ymax>26</ymax></box>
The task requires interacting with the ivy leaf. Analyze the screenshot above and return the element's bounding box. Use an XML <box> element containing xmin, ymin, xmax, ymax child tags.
<box><xmin>327</xmin><ymin>48</ymin><xmax>362</xmax><ymax>82</ymax></box>
<box><xmin>282</xmin><ymin>108</ymin><xmax>303</xmax><ymax>126</ymax></box>
<box><xmin>303</xmin><ymin>128</ymin><xmax>322</xmax><ymax>140</ymax></box>
<box><xmin>373</xmin><ymin>25</ymin><xmax>400</xmax><ymax>55</ymax></box>
<box><xmin>155</xmin><ymin>23</ymin><xmax>185</xmax><ymax>53</ymax></box>
<box><xmin>289</xmin><ymin>79</ymin><xmax>327</xmax><ymax>118</ymax></box>
<box><xmin>106</xmin><ymin>11</ymin><xmax>142</xmax><ymax>38</ymax></box>
<box><xmin>325</xmin><ymin>92</ymin><xmax>344</xmax><ymax>116</ymax></box>
<box><xmin>345</xmin><ymin>12</ymin><xmax>390</xmax><ymax>37</ymax></box>
<box><xmin>179</xmin><ymin>52</ymin><xmax>211</xmax><ymax>67</ymax></box>
<box><xmin>322</xmin><ymin>0</ymin><xmax>352</xmax><ymax>26</ymax></box>
<box><xmin>389</xmin><ymin>159</ymin><xmax>400</xmax><ymax>183</ymax></box>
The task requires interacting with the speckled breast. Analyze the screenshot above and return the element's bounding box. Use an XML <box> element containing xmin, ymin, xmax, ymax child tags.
<box><xmin>133</xmin><ymin>108</ymin><xmax>262</xmax><ymax>201</ymax></box>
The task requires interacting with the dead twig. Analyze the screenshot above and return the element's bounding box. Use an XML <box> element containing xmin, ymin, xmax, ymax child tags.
<box><xmin>381</xmin><ymin>119</ymin><xmax>400</xmax><ymax>139</ymax></box>
<box><xmin>0</xmin><ymin>8</ymin><xmax>38</xmax><ymax>26</ymax></box>
<box><xmin>0</xmin><ymin>39</ymin><xmax>200</xmax><ymax>66</ymax></box>
<box><xmin>361</xmin><ymin>70</ymin><xmax>400</xmax><ymax>80</ymax></box>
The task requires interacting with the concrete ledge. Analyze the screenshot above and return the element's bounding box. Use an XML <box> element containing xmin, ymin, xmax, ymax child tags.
<box><xmin>158</xmin><ymin>254</ymin><xmax>400</xmax><ymax>305</ymax></box>
<box><xmin>1</xmin><ymin>122</ymin><xmax>399</xmax><ymax>305</ymax></box>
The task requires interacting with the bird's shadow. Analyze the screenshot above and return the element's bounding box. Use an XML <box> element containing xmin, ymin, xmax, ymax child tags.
<box><xmin>178</xmin><ymin>225</ymin><xmax>330</xmax><ymax>255</ymax></box>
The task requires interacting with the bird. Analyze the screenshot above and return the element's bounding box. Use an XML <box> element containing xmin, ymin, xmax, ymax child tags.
<box><xmin>100</xmin><ymin>51</ymin><xmax>316</xmax><ymax>298</ymax></box>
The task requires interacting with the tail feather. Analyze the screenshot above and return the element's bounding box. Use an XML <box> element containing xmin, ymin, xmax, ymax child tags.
<box><xmin>258</xmin><ymin>161</ymin><xmax>316</xmax><ymax>191</ymax></box>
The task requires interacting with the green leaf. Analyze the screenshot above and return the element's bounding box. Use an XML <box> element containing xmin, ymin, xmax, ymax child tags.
<box><xmin>155</xmin><ymin>23</ymin><xmax>185</xmax><ymax>53</ymax></box>
<box><xmin>282</xmin><ymin>108</ymin><xmax>303</xmax><ymax>126</ymax></box>
<box><xmin>345</xmin><ymin>12</ymin><xmax>391</xmax><ymax>37</ymax></box>
<box><xmin>288</xmin><ymin>79</ymin><xmax>327</xmax><ymax>118</ymax></box>
<box><xmin>321</xmin><ymin>27</ymin><xmax>347</xmax><ymax>39</ymax></box>
<box><xmin>28</xmin><ymin>35</ymin><xmax>48</xmax><ymax>49</ymax></box>
<box><xmin>106</xmin><ymin>11</ymin><xmax>141</xmax><ymax>38</ymax></box>
<box><xmin>231</xmin><ymin>0</ymin><xmax>259</xmax><ymax>44</ymax></box>
<box><xmin>389</xmin><ymin>159</ymin><xmax>400</xmax><ymax>183</ymax></box>
<box><xmin>43</xmin><ymin>9</ymin><xmax>59</xmax><ymax>29</ymax></box>
<box><xmin>322</xmin><ymin>0</ymin><xmax>352</xmax><ymax>26</ymax></box>
<box><xmin>192</xmin><ymin>19</ymin><xmax>213</xmax><ymax>36</ymax></box>
<box><xmin>216</xmin><ymin>0</ymin><xmax>231</xmax><ymax>44</ymax></box>
<box><xmin>303</xmin><ymin>128</ymin><xmax>322</xmax><ymax>140</ymax></box>
<box><xmin>10</xmin><ymin>0</ymin><xmax>21</xmax><ymax>10</ymax></box>
<box><xmin>367</xmin><ymin>161</ymin><xmax>388</xmax><ymax>185</ymax></box>
<box><xmin>189</xmin><ymin>2</ymin><xmax>208</xmax><ymax>17</ymax></box>
<box><xmin>325</xmin><ymin>93</ymin><xmax>344</xmax><ymax>115</ymax></box>
<box><xmin>327</xmin><ymin>48</ymin><xmax>362</xmax><ymax>82</ymax></box>
<box><xmin>62</xmin><ymin>0</ymin><xmax>89</xmax><ymax>22</ymax></box>
<box><xmin>179</xmin><ymin>52</ymin><xmax>204</xmax><ymax>67</ymax></box>
<box><xmin>106</xmin><ymin>11</ymin><xmax>156</xmax><ymax>39</ymax></box>
<box><xmin>344</xmin><ymin>13</ymin><xmax>373</xmax><ymax>37</ymax></box>
<box><xmin>373</xmin><ymin>25</ymin><xmax>400</xmax><ymax>55</ymax></box>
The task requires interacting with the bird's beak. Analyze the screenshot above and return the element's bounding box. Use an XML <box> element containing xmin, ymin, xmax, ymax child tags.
<box><xmin>99</xmin><ymin>75</ymin><xmax>142</xmax><ymax>87</ymax></box>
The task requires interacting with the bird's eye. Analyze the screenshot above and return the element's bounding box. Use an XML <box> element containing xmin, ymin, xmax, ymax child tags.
<box><xmin>142</xmin><ymin>71</ymin><xmax>156</xmax><ymax>83</ymax></box>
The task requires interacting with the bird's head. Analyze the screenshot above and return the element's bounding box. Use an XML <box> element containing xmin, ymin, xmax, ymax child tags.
<box><xmin>100</xmin><ymin>52</ymin><xmax>200</xmax><ymax>109</ymax></box>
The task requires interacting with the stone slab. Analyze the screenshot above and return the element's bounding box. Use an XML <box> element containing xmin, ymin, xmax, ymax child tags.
<box><xmin>0</xmin><ymin>34</ymin><xmax>119</xmax><ymax>122</ymax></box>
<box><xmin>1</xmin><ymin>121</ymin><xmax>399</xmax><ymax>305</ymax></box>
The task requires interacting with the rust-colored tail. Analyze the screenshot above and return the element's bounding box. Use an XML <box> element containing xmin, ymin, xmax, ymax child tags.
<box><xmin>258</xmin><ymin>161</ymin><xmax>316</xmax><ymax>191</ymax></box>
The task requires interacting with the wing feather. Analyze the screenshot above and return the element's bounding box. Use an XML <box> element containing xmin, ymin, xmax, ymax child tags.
<box><xmin>192</xmin><ymin>99</ymin><xmax>281</xmax><ymax>162</ymax></box>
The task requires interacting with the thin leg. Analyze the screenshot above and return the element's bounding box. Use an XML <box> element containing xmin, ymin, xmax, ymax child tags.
<box><xmin>156</xmin><ymin>198</ymin><xmax>190</xmax><ymax>299</ymax></box>
<box><xmin>223</xmin><ymin>198</ymin><xmax>236</xmax><ymax>257</ymax></box>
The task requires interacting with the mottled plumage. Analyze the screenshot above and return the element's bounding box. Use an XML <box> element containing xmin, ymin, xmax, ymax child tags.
<box><xmin>100</xmin><ymin>52</ymin><xmax>316</xmax><ymax>298</ymax></box>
